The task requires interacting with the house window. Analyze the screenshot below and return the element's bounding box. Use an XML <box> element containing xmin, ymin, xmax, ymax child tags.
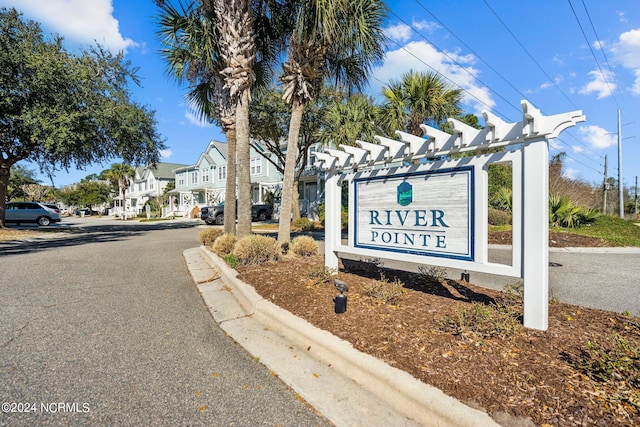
<box><xmin>149</xmin><ymin>179</ymin><xmax>154</xmax><ymax>190</ymax></box>
<box><xmin>178</xmin><ymin>174</ymin><xmax>185</xmax><ymax>186</ymax></box>
<box><xmin>308</xmin><ymin>146</ymin><xmax>317</xmax><ymax>167</ymax></box>
<box><xmin>250</xmin><ymin>158</ymin><xmax>262</xmax><ymax>175</ymax></box>
<box><xmin>202</xmin><ymin>168</ymin><xmax>209</xmax><ymax>183</ymax></box>
<box><xmin>191</xmin><ymin>171</ymin><xmax>198</xmax><ymax>185</ymax></box>
<box><xmin>218</xmin><ymin>165</ymin><xmax>227</xmax><ymax>180</ymax></box>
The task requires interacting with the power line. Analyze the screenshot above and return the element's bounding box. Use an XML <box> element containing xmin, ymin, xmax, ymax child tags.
<box><xmin>386</xmin><ymin>7</ymin><xmax>522</xmax><ymax>119</ymax></box>
<box><xmin>567</xmin><ymin>0</ymin><xmax>620</xmax><ymax>108</ymax></box>
<box><xmin>413</xmin><ymin>0</ymin><xmax>531</xmax><ymax>105</ymax></box>
<box><xmin>481</xmin><ymin>0</ymin><xmax>580</xmax><ymax>111</ymax></box>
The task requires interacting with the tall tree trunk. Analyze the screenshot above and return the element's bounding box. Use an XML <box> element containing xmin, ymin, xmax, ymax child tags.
<box><xmin>223</xmin><ymin>125</ymin><xmax>237</xmax><ymax>234</ymax></box>
<box><xmin>0</xmin><ymin>163</ymin><xmax>11</xmax><ymax>226</ymax></box>
<box><xmin>278</xmin><ymin>98</ymin><xmax>305</xmax><ymax>243</ymax></box>
<box><xmin>292</xmin><ymin>177</ymin><xmax>300</xmax><ymax>220</ymax></box>
<box><xmin>121</xmin><ymin>185</ymin><xmax>127</xmax><ymax>220</ymax></box>
<box><xmin>236</xmin><ymin>89</ymin><xmax>252</xmax><ymax>238</ymax></box>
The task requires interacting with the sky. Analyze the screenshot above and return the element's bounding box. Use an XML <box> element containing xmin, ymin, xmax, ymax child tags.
<box><xmin>2</xmin><ymin>0</ymin><xmax>639</xmax><ymax>191</ymax></box>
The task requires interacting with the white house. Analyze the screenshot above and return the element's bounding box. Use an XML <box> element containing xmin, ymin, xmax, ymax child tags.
<box><xmin>110</xmin><ymin>162</ymin><xmax>188</xmax><ymax>217</ymax></box>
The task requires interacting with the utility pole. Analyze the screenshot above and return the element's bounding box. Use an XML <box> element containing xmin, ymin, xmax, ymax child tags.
<box><xmin>617</xmin><ymin>109</ymin><xmax>624</xmax><ymax>218</ymax></box>
<box><xmin>603</xmin><ymin>155</ymin><xmax>608</xmax><ymax>214</ymax></box>
<box><xmin>635</xmin><ymin>176</ymin><xmax>638</xmax><ymax>218</ymax></box>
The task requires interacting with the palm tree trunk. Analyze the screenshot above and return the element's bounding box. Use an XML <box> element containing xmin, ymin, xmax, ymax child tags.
<box><xmin>236</xmin><ymin>89</ymin><xmax>252</xmax><ymax>238</ymax></box>
<box><xmin>278</xmin><ymin>98</ymin><xmax>305</xmax><ymax>243</ymax></box>
<box><xmin>223</xmin><ymin>125</ymin><xmax>237</xmax><ymax>234</ymax></box>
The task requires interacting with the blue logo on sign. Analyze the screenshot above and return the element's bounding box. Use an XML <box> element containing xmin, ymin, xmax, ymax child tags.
<box><xmin>397</xmin><ymin>182</ymin><xmax>412</xmax><ymax>206</ymax></box>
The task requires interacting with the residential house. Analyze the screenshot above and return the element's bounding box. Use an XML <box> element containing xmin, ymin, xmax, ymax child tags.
<box><xmin>110</xmin><ymin>162</ymin><xmax>187</xmax><ymax>217</ymax></box>
<box><xmin>169</xmin><ymin>140</ymin><xmax>283</xmax><ymax>217</ymax></box>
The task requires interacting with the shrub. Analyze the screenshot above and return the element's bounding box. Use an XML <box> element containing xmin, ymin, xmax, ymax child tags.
<box><xmin>437</xmin><ymin>302</ymin><xmax>523</xmax><ymax>339</ymax></box>
<box><xmin>233</xmin><ymin>234</ymin><xmax>281</xmax><ymax>266</ymax></box>
<box><xmin>290</xmin><ymin>235</ymin><xmax>318</xmax><ymax>256</ymax></box>
<box><xmin>292</xmin><ymin>217</ymin><xmax>314</xmax><ymax>231</ymax></box>
<box><xmin>213</xmin><ymin>233</ymin><xmax>237</xmax><ymax>256</ymax></box>
<box><xmin>317</xmin><ymin>203</ymin><xmax>348</xmax><ymax>230</ymax></box>
<box><xmin>549</xmin><ymin>193</ymin><xmax>599</xmax><ymax>228</ymax></box>
<box><xmin>488</xmin><ymin>208</ymin><xmax>511</xmax><ymax>226</ymax></box>
<box><xmin>199</xmin><ymin>228</ymin><xmax>224</xmax><ymax>246</ymax></box>
<box><xmin>304</xmin><ymin>264</ymin><xmax>336</xmax><ymax>287</ymax></box>
<box><xmin>417</xmin><ymin>265</ymin><xmax>447</xmax><ymax>282</ymax></box>
<box><xmin>364</xmin><ymin>274</ymin><xmax>406</xmax><ymax>305</ymax></box>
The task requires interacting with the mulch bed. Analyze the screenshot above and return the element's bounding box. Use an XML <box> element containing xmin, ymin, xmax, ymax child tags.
<box><xmin>237</xmin><ymin>250</ymin><xmax>639</xmax><ymax>426</ymax></box>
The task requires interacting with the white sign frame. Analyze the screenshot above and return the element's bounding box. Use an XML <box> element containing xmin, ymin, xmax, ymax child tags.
<box><xmin>318</xmin><ymin>101</ymin><xmax>585</xmax><ymax>330</ymax></box>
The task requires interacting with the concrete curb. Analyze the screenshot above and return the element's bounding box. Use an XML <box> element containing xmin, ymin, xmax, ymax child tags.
<box><xmin>190</xmin><ymin>246</ymin><xmax>499</xmax><ymax>427</ymax></box>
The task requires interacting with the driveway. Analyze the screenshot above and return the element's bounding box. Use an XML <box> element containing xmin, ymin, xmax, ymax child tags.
<box><xmin>0</xmin><ymin>219</ymin><xmax>329</xmax><ymax>426</ymax></box>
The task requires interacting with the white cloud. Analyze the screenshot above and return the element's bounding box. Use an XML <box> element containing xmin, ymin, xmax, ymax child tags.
<box><xmin>185</xmin><ymin>110</ymin><xmax>213</xmax><ymax>128</ymax></box>
<box><xmin>159</xmin><ymin>149</ymin><xmax>173</xmax><ymax>159</ymax></box>
<box><xmin>371</xmin><ymin>40</ymin><xmax>495</xmax><ymax>115</ymax></box>
<box><xmin>0</xmin><ymin>0</ymin><xmax>137</xmax><ymax>53</ymax></box>
<box><xmin>592</xmin><ymin>40</ymin><xmax>605</xmax><ymax>50</ymax></box>
<box><xmin>577</xmin><ymin>125</ymin><xmax>617</xmax><ymax>149</ymax></box>
<box><xmin>412</xmin><ymin>19</ymin><xmax>439</xmax><ymax>33</ymax></box>
<box><xmin>385</xmin><ymin>23</ymin><xmax>412</xmax><ymax>43</ymax></box>
<box><xmin>563</xmin><ymin>168</ymin><xmax>579</xmax><ymax>180</ymax></box>
<box><xmin>610</xmin><ymin>28</ymin><xmax>640</xmax><ymax>95</ymax></box>
<box><xmin>579</xmin><ymin>69</ymin><xmax>617</xmax><ymax>99</ymax></box>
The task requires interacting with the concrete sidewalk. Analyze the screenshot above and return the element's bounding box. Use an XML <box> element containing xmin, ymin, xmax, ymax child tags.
<box><xmin>183</xmin><ymin>246</ymin><xmax>500</xmax><ymax>427</ymax></box>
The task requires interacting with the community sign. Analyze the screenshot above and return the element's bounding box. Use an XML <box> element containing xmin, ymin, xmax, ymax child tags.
<box><xmin>353</xmin><ymin>167</ymin><xmax>473</xmax><ymax>261</ymax></box>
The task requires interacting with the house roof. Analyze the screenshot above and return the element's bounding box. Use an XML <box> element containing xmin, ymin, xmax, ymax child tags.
<box><xmin>136</xmin><ymin>162</ymin><xmax>189</xmax><ymax>180</ymax></box>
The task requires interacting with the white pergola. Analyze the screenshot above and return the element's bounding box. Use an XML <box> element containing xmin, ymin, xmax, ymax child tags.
<box><xmin>316</xmin><ymin>100</ymin><xmax>585</xmax><ymax>330</ymax></box>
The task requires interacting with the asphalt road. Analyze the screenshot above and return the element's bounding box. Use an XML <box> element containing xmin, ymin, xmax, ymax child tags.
<box><xmin>0</xmin><ymin>217</ymin><xmax>329</xmax><ymax>426</ymax></box>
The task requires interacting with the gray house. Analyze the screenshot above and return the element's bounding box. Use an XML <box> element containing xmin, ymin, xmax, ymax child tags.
<box><xmin>167</xmin><ymin>139</ymin><xmax>324</xmax><ymax>219</ymax></box>
<box><xmin>168</xmin><ymin>140</ymin><xmax>282</xmax><ymax>217</ymax></box>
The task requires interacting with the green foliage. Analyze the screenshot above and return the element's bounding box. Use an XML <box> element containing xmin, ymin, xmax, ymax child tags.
<box><xmin>290</xmin><ymin>235</ymin><xmax>318</xmax><ymax>256</ymax></box>
<box><xmin>379</xmin><ymin>70</ymin><xmax>463</xmax><ymax>135</ymax></box>
<box><xmin>199</xmin><ymin>228</ymin><xmax>224</xmax><ymax>246</ymax></box>
<box><xmin>7</xmin><ymin>165</ymin><xmax>39</xmax><ymax>201</ymax></box>
<box><xmin>488</xmin><ymin>208</ymin><xmax>511</xmax><ymax>226</ymax></box>
<box><xmin>487</xmin><ymin>163</ymin><xmax>512</xmax><ymax>200</ymax></box>
<box><xmin>563</xmin><ymin>333</ymin><xmax>640</xmax><ymax>409</ymax></box>
<box><xmin>364</xmin><ymin>274</ymin><xmax>406</xmax><ymax>305</ymax></box>
<box><xmin>213</xmin><ymin>233</ymin><xmax>237</xmax><ymax>256</ymax></box>
<box><xmin>0</xmin><ymin>8</ymin><xmax>164</xmax><ymax>224</ymax></box>
<box><xmin>549</xmin><ymin>193</ymin><xmax>599</xmax><ymax>228</ymax></box>
<box><xmin>292</xmin><ymin>217</ymin><xmax>314</xmax><ymax>231</ymax></box>
<box><xmin>317</xmin><ymin>203</ymin><xmax>348</xmax><ymax>230</ymax></box>
<box><xmin>568</xmin><ymin>215</ymin><xmax>640</xmax><ymax>247</ymax></box>
<box><xmin>317</xmin><ymin>94</ymin><xmax>382</xmax><ymax>148</ymax></box>
<box><xmin>232</xmin><ymin>234</ymin><xmax>281</xmax><ymax>266</ymax></box>
<box><xmin>489</xmin><ymin>187</ymin><xmax>513</xmax><ymax>213</ymax></box>
<box><xmin>223</xmin><ymin>254</ymin><xmax>239</xmax><ymax>268</ymax></box>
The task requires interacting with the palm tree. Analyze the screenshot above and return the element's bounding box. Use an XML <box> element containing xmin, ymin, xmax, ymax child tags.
<box><xmin>277</xmin><ymin>0</ymin><xmax>387</xmax><ymax>244</ymax></box>
<box><xmin>101</xmin><ymin>163</ymin><xmax>134</xmax><ymax>220</ymax></box>
<box><xmin>156</xmin><ymin>0</ymin><xmax>292</xmax><ymax>237</ymax></box>
<box><xmin>317</xmin><ymin>93</ymin><xmax>381</xmax><ymax>149</ymax></box>
<box><xmin>156</xmin><ymin>0</ymin><xmax>237</xmax><ymax>234</ymax></box>
<box><xmin>379</xmin><ymin>70</ymin><xmax>463</xmax><ymax>136</ymax></box>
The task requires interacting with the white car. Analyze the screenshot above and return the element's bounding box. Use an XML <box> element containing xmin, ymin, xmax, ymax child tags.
<box><xmin>5</xmin><ymin>202</ymin><xmax>62</xmax><ymax>226</ymax></box>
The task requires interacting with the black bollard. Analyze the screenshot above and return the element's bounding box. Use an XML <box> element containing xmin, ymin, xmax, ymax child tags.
<box><xmin>334</xmin><ymin>293</ymin><xmax>347</xmax><ymax>314</ymax></box>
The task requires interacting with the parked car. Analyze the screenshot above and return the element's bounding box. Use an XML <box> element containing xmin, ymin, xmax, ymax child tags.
<box><xmin>202</xmin><ymin>202</ymin><xmax>273</xmax><ymax>225</ymax></box>
<box><xmin>75</xmin><ymin>208</ymin><xmax>100</xmax><ymax>216</ymax></box>
<box><xmin>5</xmin><ymin>202</ymin><xmax>62</xmax><ymax>226</ymax></box>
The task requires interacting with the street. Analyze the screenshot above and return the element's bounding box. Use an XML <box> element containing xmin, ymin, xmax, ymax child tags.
<box><xmin>0</xmin><ymin>218</ymin><xmax>329</xmax><ymax>426</ymax></box>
